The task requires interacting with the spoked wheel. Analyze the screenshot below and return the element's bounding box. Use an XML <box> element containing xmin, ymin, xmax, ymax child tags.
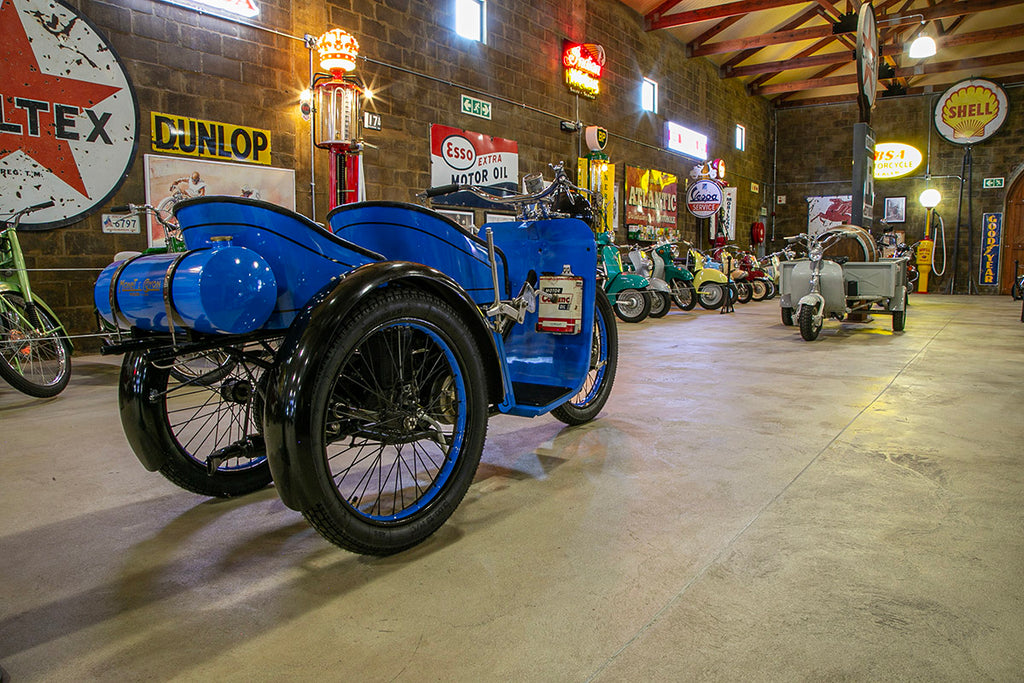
<box><xmin>670</xmin><ymin>279</ymin><xmax>696</xmax><ymax>311</ymax></box>
<box><xmin>798</xmin><ymin>303</ymin><xmax>822</xmax><ymax>341</ymax></box>
<box><xmin>735</xmin><ymin>281</ymin><xmax>753</xmax><ymax>304</ymax></box>
<box><xmin>118</xmin><ymin>338</ymin><xmax>279</xmax><ymax>497</ymax></box>
<box><xmin>295</xmin><ymin>288</ymin><xmax>488</xmax><ymax>555</ymax></box>
<box><xmin>613</xmin><ymin>288</ymin><xmax>651</xmax><ymax>323</ymax></box>
<box><xmin>169</xmin><ymin>348</ymin><xmax>237</xmax><ymax>385</ymax></box>
<box><xmin>697</xmin><ymin>282</ymin><xmax>725</xmax><ymax>310</ymax></box>
<box><xmin>648</xmin><ymin>291</ymin><xmax>672</xmax><ymax>318</ymax></box>
<box><xmin>750</xmin><ymin>279</ymin><xmax>768</xmax><ymax>301</ymax></box>
<box><xmin>552</xmin><ymin>294</ymin><xmax>618</xmax><ymax>425</ymax></box>
<box><xmin>0</xmin><ymin>292</ymin><xmax>71</xmax><ymax>398</ymax></box>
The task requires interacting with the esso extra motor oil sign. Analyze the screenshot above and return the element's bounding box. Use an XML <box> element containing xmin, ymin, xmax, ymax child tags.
<box><xmin>1</xmin><ymin>0</ymin><xmax>139</xmax><ymax>230</ymax></box>
<box><xmin>430</xmin><ymin>124</ymin><xmax>518</xmax><ymax>206</ymax></box>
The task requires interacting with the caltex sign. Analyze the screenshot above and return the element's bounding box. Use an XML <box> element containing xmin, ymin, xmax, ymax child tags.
<box><xmin>0</xmin><ymin>0</ymin><xmax>139</xmax><ymax>229</ymax></box>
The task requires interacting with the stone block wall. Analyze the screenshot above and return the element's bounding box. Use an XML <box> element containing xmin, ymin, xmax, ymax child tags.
<box><xmin>19</xmin><ymin>0</ymin><xmax>775</xmax><ymax>348</ymax></box>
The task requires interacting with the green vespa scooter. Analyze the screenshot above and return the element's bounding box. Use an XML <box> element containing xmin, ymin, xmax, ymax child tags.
<box><xmin>597</xmin><ymin>232</ymin><xmax>651</xmax><ymax>323</ymax></box>
<box><xmin>650</xmin><ymin>241</ymin><xmax>697</xmax><ymax>311</ymax></box>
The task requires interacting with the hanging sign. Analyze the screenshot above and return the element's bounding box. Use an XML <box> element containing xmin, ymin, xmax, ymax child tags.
<box><xmin>1</xmin><ymin>0</ymin><xmax>139</xmax><ymax>230</ymax></box>
<box><xmin>151</xmin><ymin>113</ymin><xmax>271</xmax><ymax>165</ymax></box>
<box><xmin>562</xmin><ymin>41</ymin><xmax>605</xmax><ymax>99</ymax></box>
<box><xmin>429</xmin><ymin>124</ymin><xmax>518</xmax><ymax>208</ymax></box>
<box><xmin>979</xmin><ymin>212</ymin><xmax>1002</xmax><ymax>286</ymax></box>
<box><xmin>685</xmin><ymin>179</ymin><xmax>723</xmax><ymax>219</ymax></box>
<box><xmin>855</xmin><ymin>2</ymin><xmax>878</xmax><ymax>122</ymax></box>
<box><xmin>873</xmin><ymin>143</ymin><xmax>923</xmax><ymax>179</ymax></box>
<box><xmin>625</xmin><ymin>166</ymin><xmax>677</xmax><ymax>241</ymax></box>
<box><xmin>934</xmin><ymin>79</ymin><xmax>1009</xmax><ymax>145</ymax></box>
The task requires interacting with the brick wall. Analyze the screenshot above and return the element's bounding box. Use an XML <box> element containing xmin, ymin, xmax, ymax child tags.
<box><xmin>18</xmin><ymin>0</ymin><xmax>775</xmax><ymax>349</ymax></box>
<box><xmin>773</xmin><ymin>85</ymin><xmax>1024</xmax><ymax>294</ymax></box>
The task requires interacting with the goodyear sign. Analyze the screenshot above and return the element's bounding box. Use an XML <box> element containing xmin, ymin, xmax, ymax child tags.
<box><xmin>151</xmin><ymin>112</ymin><xmax>271</xmax><ymax>165</ymax></box>
<box><xmin>979</xmin><ymin>212</ymin><xmax>1002</xmax><ymax>286</ymax></box>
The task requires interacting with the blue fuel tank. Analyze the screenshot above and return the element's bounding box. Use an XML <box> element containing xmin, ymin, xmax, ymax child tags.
<box><xmin>95</xmin><ymin>244</ymin><xmax>277</xmax><ymax>335</ymax></box>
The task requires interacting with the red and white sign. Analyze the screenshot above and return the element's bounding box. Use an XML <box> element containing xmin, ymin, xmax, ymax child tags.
<box><xmin>685</xmin><ymin>179</ymin><xmax>723</xmax><ymax>219</ymax></box>
<box><xmin>430</xmin><ymin>124</ymin><xmax>518</xmax><ymax>206</ymax></box>
<box><xmin>1</xmin><ymin>0</ymin><xmax>139</xmax><ymax>230</ymax></box>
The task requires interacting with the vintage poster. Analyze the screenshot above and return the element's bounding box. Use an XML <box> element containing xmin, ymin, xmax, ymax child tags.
<box><xmin>429</xmin><ymin>124</ymin><xmax>518</xmax><ymax>208</ymax></box>
<box><xmin>625</xmin><ymin>166</ymin><xmax>678</xmax><ymax>241</ymax></box>
<box><xmin>807</xmin><ymin>195</ymin><xmax>853</xmax><ymax>235</ymax></box>
<box><xmin>980</xmin><ymin>212</ymin><xmax>1002</xmax><ymax>286</ymax></box>
<box><xmin>143</xmin><ymin>154</ymin><xmax>295</xmax><ymax>247</ymax></box>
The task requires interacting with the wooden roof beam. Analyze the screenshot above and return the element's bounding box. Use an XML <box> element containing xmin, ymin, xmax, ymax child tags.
<box><xmin>647</xmin><ymin>0</ymin><xmax>813</xmax><ymax>31</ymax></box>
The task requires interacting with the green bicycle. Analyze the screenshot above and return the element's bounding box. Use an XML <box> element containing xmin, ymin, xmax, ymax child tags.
<box><xmin>0</xmin><ymin>201</ymin><xmax>72</xmax><ymax>398</ymax></box>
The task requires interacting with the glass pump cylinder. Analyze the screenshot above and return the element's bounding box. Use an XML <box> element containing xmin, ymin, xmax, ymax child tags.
<box><xmin>315</xmin><ymin>80</ymin><xmax>360</xmax><ymax>149</ymax></box>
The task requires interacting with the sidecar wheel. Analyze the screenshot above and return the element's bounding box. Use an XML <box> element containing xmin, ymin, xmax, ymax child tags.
<box><xmin>552</xmin><ymin>294</ymin><xmax>618</xmax><ymax>426</ymax></box>
<box><xmin>648</xmin><ymin>291</ymin><xmax>672</xmax><ymax>318</ymax></box>
<box><xmin>892</xmin><ymin>292</ymin><xmax>908</xmax><ymax>331</ymax></box>
<box><xmin>670</xmin><ymin>279</ymin><xmax>697</xmax><ymax>311</ymax></box>
<box><xmin>297</xmin><ymin>288</ymin><xmax>488</xmax><ymax>555</ymax></box>
<box><xmin>697</xmin><ymin>282</ymin><xmax>725</xmax><ymax>310</ymax></box>
<box><xmin>613</xmin><ymin>289</ymin><xmax>651</xmax><ymax>323</ymax></box>
<box><xmin>798</xmin><ymin>304</ymin><xmax>822</xmax><ymax>341</ymax></box>
<box><xmin>119</xmin><ymin>341</ymin><xmax>277</xmax><ymax>498</ymax></box>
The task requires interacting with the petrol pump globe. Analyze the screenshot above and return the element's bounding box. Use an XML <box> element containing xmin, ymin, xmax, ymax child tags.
<box><xmin>917</xmin><ymin>188</ymin><xmax>941</xmax><ymax>293</ymax></box>
<box><xmin>919</xmin><ymin>188</ymin><xmax>941</xmax><ymax>208</ymax></box>
<box><xmin>313</xmin><ymin>28</ymin><xmax>364</xmax><ymax>208</ymax></box>
<box><xmin>317</xmin><ymin>29</ymin><xmax>359</xmax><ymax>74</ymax></box>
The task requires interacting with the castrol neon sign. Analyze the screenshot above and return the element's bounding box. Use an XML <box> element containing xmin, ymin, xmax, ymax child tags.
<box><xmin>563</xmin><ymin>41</ymin><xmax>605</xmax><ymax>99</ymax></box>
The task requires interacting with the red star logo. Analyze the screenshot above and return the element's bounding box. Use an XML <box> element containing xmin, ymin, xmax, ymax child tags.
<box><xmin>0</xmin><ymin>1</ymin><xmax>122</xmax><ymax>198</ymax></box>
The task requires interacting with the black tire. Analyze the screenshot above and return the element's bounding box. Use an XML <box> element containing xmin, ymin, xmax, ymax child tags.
<box><xmin>670</xmin><ymin>279</ymin><xmax>697</xmax><ymax>311</ymax></box>
<box><xmin>892</xmin><ymin>292</ymin><xmax>908</xmax><ymax>331</ymax></box>
<box><xmin>798</xmin><ymin>303</ymin><xmax>822</xmax><ymax>341</ymax></box>
<box><xmin>750</xmin><ymin>279</ymin><xmax>768</xmax><ymax>301</ymax></box>
<box><xmin>735</xmin><ymin>281</ymin><xmax>753</xmax><ymax>304</ymax></box>
<box><xmin>613</xmin><ymin>288</ymin><xmax>651</xmax><ymax>323</ymax></box>
<box><xmin>648</xmin><ymin>291</ymin><xmax>672</xmax><ymax>318</ymax></box>
<box><xmin>1012</xmin><ymin>278</ymin><xmax>1023</xmax><ymax>301</ymax></box>
<box><xmin>781</xmin><ymin>306</ymin><xmax>794</xmax><ymax>326</ymax></box>
<box><xmin>119</xmin><ymin>340</ymin><xmax>277</xmax><ymax>497</ymax></box>
<box><xmin>168</xmin><ymin>348</ymin><xmax>237</xmax><ymax>385</ymax></box>
<box><xmin>697</xmin><ymin>282</ymin><xmax>725</xmax><ymax>310</ymax></box>
<box><xmin>764</xmin><ymin>279</ymin><xmax>777</xmax><ymax>300</ymax></box>
<box><xmin>295</xmin><ymin>288</ymin><xmax>489</xmax><ymax>555</ymax></box>
<box><xmin>552</xmin><ymin>294</ymin><xmax>618</xmax><ymax>425</ymax></box>
<box><xmin>0</xmin><ymin>292</ymin><xmax>71</xmax><ymax>398</ymax></box>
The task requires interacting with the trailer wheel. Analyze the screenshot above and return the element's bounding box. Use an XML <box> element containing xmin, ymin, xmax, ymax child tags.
<box><xmin>892</xmin><ymin>292</ymin><xmax>908</xmax><ymax>331</ymax></box>
<box><xmin>781</xmin><ymin>306</ymin><xmax>794</xmax><ymax>326</ymax></box>
<box><xmin>298</xmin><ymin>287</ymin><xmax>488</xmax><ymax>555</ymax></box>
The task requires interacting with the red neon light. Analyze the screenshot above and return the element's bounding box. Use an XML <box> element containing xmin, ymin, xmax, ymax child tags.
<box><xmin>562</xmin><ymin>43</ymin><xmax>604</xmax><ymax>78</ymax></box>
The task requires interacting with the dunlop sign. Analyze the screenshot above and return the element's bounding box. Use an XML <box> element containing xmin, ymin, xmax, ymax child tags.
<box><xmin>151</xmin><ymin>112</ymin><xmax>271</xmax><ymax>165</ymax></box>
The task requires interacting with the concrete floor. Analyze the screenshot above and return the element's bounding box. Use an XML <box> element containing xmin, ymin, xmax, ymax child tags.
<box><xmin>1</xmin><ymin>294</ymin><xmax>1022</xmax><ymax>681</ymax></box>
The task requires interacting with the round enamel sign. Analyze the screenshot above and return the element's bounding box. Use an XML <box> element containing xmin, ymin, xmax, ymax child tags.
<box><xmin>933</xmin><ymin>79</ymin><xmax>1009</xmax><ymax>146</ymax></box>
<box><xmin>685</xmin><ymin>179</ymin><xmax>723</xmax><ymax>219</ymax></box>
<box><xmin>0</xmin><ymin>0</ymin><xmax>139</xmax><ymax>230</ymax></box>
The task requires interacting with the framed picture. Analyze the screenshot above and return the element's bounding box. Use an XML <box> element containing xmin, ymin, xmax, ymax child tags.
<box><xmin>436</xmin><ymin>208</ymin><xmax>476</xmax><ymax>229</ymax></box>
<box><xmin>144</xmin><ymin>154</ymin><xmax>296</xmax><ymax>248</ymax></box>
<box><xmin>883</xmin><ymin>196</ymin><xmax>906</xmax><ymax>224</ymax></box>
<box><xmin>484</xmin><ymin>212</ymin><xmax>516</xmax><ymax>223</ymax></box>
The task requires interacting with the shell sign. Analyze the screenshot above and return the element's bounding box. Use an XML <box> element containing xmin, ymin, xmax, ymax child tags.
<box><xmin>873</xmin><ymin>143</ymin><xmax>922</xmax><ymax>180</ymax></box>
<box><xmin>934</xmin><ymin>79</ymin><xmax>1009</xmax><ymax>145</ymax></box>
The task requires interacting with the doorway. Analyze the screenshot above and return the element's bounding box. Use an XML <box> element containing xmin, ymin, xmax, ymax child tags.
<box><xmin>1000</xmin><ymin>172</ymin><xmax>1024</xmax><ymax>295</ymax></box>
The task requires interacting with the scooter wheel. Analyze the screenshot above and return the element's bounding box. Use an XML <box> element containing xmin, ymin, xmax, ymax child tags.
<box><xmin>648</xmin><ymin>291</ymin><xmax>672</xmax><ymax>318</ymax></box>
<box><xmin>613</xmin><ymin>289</ymin><xmax>651</xmax><ymax>323</ymax></box>
<box><xmin>697</xmin><ymin>282</ymin><xmax>725</xmax><ymax>310</ymax></box>
<box><xmin>798</xmin><ymin>303</ymin><xmax>822</xmax><ymax>341</ymax></box>
<box><xmin>781</xmin><ymin>306</ymin><xmax>794</xmax><ymax>326</ymax></box>
<box><xmin>750</xmin><ymin>279</ymin><xmax>768</xmax><ymax>301</ymax></box>
<box><xmin>735</xmin><ymin>282</ymin><xmax>753</xmax><ymax>304</ymax></box>
<box><xmin>670</xmin><ymin>279</ymin><xmax>697</xmax><ymax>311</ymax></box>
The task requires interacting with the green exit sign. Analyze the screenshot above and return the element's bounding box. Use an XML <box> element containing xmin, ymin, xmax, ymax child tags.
<box><xmin>461</xmin><ymin>94</ymin><xmax>491</xmax><ymax>120</ymax></box>
<box><xmin>983</xmin><ymin>177</ymin><xmax>1005</xmax><ymax>189</ymax></box>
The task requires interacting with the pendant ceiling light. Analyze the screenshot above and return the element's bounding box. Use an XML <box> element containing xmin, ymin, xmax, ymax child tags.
<box><xmin>909</xmin><ymin>33</ymin><xmax>937</xmax><ymax>59</ymax></box>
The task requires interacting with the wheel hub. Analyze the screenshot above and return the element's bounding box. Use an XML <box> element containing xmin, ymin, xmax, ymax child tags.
<box><xmin>219</xmin><ymin>378</ymin><xmax>253</xmax><ymax>404</ymax></box>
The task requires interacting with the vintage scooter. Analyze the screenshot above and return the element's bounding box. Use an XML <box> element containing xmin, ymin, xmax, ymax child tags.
<box><xmin>596</xmin><ymin>232</ymin><xmax>653</xmax><ymax>323</ymax></box>
<box><xmin>622</xmin><ymin>245</ymin><xmax>673</xmax><ymax>318</ymax></box>
<box><xmin>682</xmin><ymin>243</ymin><xmax>734</xmax><ymax>310</ymax></box>
<box><xmin>779</xmin><ymin>227</ymin><xmax>908</xmax><ymax>341</ymax></box>
<box><xmin>95</xmin><ymin>163</ymin><xmax>618</xmax><ymax>555</ymax></box>
<box><xmin>650</xmin><ymin>241</ymin><xmax>696</xmax><ymax>311</ymax></box>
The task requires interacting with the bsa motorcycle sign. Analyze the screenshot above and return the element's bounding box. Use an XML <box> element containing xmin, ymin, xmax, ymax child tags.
<box><xmin>0</xmin><ymin>0</ymin><xmax>139</xmax><ymax>230</ymax></box>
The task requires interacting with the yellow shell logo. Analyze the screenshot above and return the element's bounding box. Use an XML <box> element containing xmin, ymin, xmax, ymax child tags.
<box><xmin>941</xmin><ymin>86</ymin><xmax>1000</xmax><ymax>139</ymax></box>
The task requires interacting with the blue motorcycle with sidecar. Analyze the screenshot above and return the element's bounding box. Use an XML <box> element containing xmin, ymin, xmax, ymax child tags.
<box><xmin>95</xmin><ymin>165</ymin><xmax>617</xmax><ymax>555</ymax></box>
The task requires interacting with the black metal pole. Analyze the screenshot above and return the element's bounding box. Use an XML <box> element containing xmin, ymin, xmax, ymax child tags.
<box><xmin>966</xmin><ymin>146</ymin><xmax>978</xmax><ymax>294</ymax></box>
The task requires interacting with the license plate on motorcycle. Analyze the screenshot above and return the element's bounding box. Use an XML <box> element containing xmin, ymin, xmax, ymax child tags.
<box><xmin>536</xmin><ymin>275</ymin><xmax>583</xmax><ymax>334</ymax></box>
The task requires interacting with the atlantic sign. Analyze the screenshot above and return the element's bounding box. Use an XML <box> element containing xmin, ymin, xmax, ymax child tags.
<box><xmin>0</xmin><ymin>0</ymin><xmax>139</xmax><ymax>230</ymax></box>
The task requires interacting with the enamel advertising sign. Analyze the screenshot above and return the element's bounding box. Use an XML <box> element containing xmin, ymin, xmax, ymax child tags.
<box><xmin>429</xmin><ymin>124</ymin><xmax>518</xmax><ymax>208</ymax></box>
<box><xmin>684</xmin><ymin>179</ymin><xmax>723</xmax><ymax>219</ymax></box>
<box><xmin>934</xmin><ymin>79</ymin><xmax>1009</xmax><ymax>145</ymax></box>
<box><xmin>1</xmin><ymin>0</ymin><xmax>139</xmax><ymax>230</ymax></box>
<box><xmin>873</xmin><ymin>142</ymin><xmax>923</xmax><ymax>179</ymax></box>
<box><xmin>625</xmin><ymin>166</ymin><xmax>678</xmax><ymax>241</ymax></box>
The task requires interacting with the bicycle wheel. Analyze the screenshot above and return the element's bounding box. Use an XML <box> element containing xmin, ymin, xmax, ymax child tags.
<box><xmin>293</xmin><ymin>288</ymin><xmax>489</xmax><ymax>555</ymax></box>
<box><xmin>552</xmin><ymin>294</ymin><xmax>618</xmax><ymax>425</ymax></box>
<box><xmin>0</xmin><ymin>292</ymin><xmax>71</xmax><ymax>398</ymax></box>
<box><xmin>119</xmin><ymin>339</ymin><xmax>278</xmax><ymax>497</ymax></box>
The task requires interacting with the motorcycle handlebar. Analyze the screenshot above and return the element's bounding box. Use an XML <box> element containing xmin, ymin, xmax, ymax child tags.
<box><xmin>423</xmin><ymin>184</ymin><xmax>460</xmax><ymax>198</ymax></box>
<box><xmin>110</xmin><ymin>204</ymin><xmax>131</xmax><ymax>213</ymax></box>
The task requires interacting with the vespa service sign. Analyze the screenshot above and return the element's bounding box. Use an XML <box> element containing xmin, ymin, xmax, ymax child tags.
<box><xmin>685</xmin><ymin>179</ymin><xmax>723</xmax><ymax>219</ymax></box>
<box><xmin>934</xmin><ymin>79</ymin><xmax>1009</xmax><ymax>145</ymax></box>
<box><xmin>429</xmin><ymin>124</ymin><xmax>518</xmax><ymax>208</ymax></box>
<box><xmin>1</xmin><ymin>0</ymin><xmax>139</xmax><ymax>230</ymax></box>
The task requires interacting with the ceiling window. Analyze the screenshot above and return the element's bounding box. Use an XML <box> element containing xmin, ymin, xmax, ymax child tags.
<box><xmin>455</xmin><ymin>0</ymin><xmax>486</xmax><ymax>43</ymax></box>
<box><xmin>735</xmin><ymin>124</ymin><xmax>746</xmax><ymax>151</ymax></box>
<box><xmin>641</xmin><ymin>77</ymin><xmax>658</xmax><ymax>113</ymax></box>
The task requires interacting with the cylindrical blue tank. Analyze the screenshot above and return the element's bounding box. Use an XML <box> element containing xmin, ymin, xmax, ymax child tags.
<box><xmin>95</xmin><ymin>244</ymin><xmax>278</xmax><ymax>335</ymax></box>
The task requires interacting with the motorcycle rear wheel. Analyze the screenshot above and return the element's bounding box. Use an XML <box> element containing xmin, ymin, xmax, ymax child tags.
<box><xmin>552</xmin><ymin>294</ymin><xmax>618</xmax><ymax>425</ymax></box>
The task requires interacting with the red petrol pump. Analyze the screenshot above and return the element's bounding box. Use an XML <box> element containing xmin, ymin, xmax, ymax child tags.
<box><xmin>314</xmin><ymin>29</ymin><xmax>365</xmax><ymax>209</ymax></box>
